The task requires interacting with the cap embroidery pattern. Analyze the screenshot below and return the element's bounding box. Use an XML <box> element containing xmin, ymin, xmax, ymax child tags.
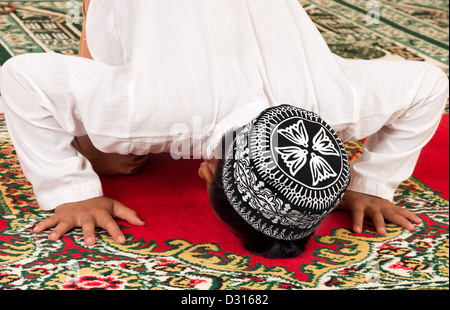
<box><xmin>223</xmin><ymin>105</ymin><xmax>351</xmax><ymax>240</ymax></box>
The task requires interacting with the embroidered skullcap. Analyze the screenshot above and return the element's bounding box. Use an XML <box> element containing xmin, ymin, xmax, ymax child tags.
<box><xmin>222</xmin><ymin>105</ymin><xmax>350</xmax><ymax>240</ymax></box>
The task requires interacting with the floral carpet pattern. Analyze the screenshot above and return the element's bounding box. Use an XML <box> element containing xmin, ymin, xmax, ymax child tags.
<box><xmin>0</xmin><ymin>1</ymin><xmax>449</xmax><ymax>290</ymax></box>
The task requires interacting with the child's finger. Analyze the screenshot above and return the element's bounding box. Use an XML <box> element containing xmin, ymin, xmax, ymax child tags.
<box><xmin>113</xmin><ymin>201</ymin><xmax>146</xmax><ymax>226</ymax></box>
<box><xmin>33</xmin><ymin>214</ymin><xmax>60</xmax><ymax>233</ymax></box>
<box><xmin>100</xmin><ymin>218</ymin><xmax>126</xmax><ymax>244</ymax></box>
<box><xmin>384</xmin><ymin>209</ymin><xmax>415</xmax><ymax>231</ymax></box>
<box><xmin>350</xmin><ymin>208</ymin><xmax>364</xmax><ymax>234</ymax></box>
<box><xmin>48</xmin><ymin>220</ymin><xmax>75</xmax><ymax>241</ymax></box>
<box><xmin>82</xmin><ymin>217</ymin><xmax>96</xmax><ymax>246</ymax></box>
<box><xmin>393</xmin><ymin>205</ymin><xmax>422</xmax><ymax>224</ymax></box>
<box><xmin>370</xmin><ymin>211</ymin><xmax>386</xmax><ymax>235</ymax></box>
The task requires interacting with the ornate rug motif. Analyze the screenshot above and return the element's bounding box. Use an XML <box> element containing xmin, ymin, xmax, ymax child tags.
<box><xmin>0</xmin><ymin>1</ymin><xmax>449</xmax><ymax>290</ymax></box>
<box><xmin>302</xmin><ymin>0</ymin><xmax>449</xmax><ymax>76</ymax></box>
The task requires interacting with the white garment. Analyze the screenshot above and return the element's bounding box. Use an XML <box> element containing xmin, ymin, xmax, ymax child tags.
<box><xmin>0</xmin><ymin>0</ymin><xmax>448</xmax><ymax>211</ymax></box>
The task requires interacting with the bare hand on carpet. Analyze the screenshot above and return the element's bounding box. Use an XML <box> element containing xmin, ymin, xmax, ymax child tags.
<box><xmin>32</xmin><ymin>197</ymin><xmax>146</xmax><ymax>246</ymax></box>
<box><xmin>340</xmin><ymin>190</ymin><xmax>422</xmax><ymax>235</ymax></box>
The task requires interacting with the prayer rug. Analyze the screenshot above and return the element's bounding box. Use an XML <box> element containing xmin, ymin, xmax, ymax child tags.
<box><xmin>0</xmin><ymin>0</ymin><xmax>449</xmax><ymax>291</ymax></box>
<box><xmin>0</xmin><ymin>114</ymin><xmax>448</xmax><ymax>290</ymax></box>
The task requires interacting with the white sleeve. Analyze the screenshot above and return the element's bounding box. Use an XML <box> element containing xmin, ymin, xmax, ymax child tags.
<box><xmin>0</xmin><ymin>53</ymin><xmax>104</xmax><ymax>210</ymax></box>
<box><xmin>341</xmin><ymin>60</ymin><xmax>449</xmax><ymax>201</ymax></box>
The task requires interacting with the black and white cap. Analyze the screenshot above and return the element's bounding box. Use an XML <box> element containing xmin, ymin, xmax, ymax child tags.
<box><xmin>222</xmin><ymin>105</ymin><xmax>351</xmax><ymax>240</ymax></box>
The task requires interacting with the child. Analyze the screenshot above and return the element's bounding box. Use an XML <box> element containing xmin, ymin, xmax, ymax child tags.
<box><xmin>0</xmin><ymin>0</ymin><xmax>448</xmax><ymax>257</ymax></box>
<box><xmin>74</xmin><ymin>0</ymin><xmax>150</xmax><ymax>176</ymax></box>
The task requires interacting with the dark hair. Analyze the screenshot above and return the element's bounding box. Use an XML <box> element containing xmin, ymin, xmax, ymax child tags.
<box><xmin>208</xmin><ymin>156</ymin><xmax>310</xmax><ymax>259</ymax></box>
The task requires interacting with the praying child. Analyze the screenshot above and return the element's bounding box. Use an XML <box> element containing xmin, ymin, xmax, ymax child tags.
<box><xmin>0</xmin><ymin>0</ymin><xmax>447</xmax><ymax>257</ymax></box>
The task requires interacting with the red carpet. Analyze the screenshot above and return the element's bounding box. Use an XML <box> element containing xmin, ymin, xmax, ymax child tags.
<box><xmin>413</xmin><ymin>114</ymin><xmax>449</xmax><ymax>199</ymax></box>
<box><xmin>100</xmin><ymin>112</ymin><xmax>450</xmax><ymax>270</ymax></box>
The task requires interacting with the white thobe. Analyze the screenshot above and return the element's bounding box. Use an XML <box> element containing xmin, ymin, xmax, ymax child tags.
<box><xmin>0</xmin><ymin>0</ymin><xmax>448</xmax><ymax>211</ymax></box>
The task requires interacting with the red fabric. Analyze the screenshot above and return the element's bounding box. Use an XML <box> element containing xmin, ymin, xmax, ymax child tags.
<box><xmin>100</xmin><ymin>114</ymin><xmax>448</xmax><ymax>267</ymax></box>
<box><xmin>412</xmin><ymin>113</ymin><xmax>449</xmax><ymax>199</ymax></box>
<box><xmin>101</xmin><ymin>154</ymin><xmax>342</xmax><ymax>268</ymax></box>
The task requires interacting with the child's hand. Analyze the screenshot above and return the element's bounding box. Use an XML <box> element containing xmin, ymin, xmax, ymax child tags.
<box><xmin>32</xmin><ymin>196</ymin><xmax>145</xmax><ymax>246</ymax></box>
<box><xmin>340</xmin><ymin>190</ymin><xmax>422</xmax><ymax>235</ymax></box>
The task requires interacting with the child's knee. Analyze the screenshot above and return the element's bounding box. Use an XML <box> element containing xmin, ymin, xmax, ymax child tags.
<box><xmin>421</xmin><ymin>62</ymin><xmax>448</xmax><ymax>97</ymax></box>
<box><xmin>73</xmin><ymin>136</ymin><xmax>148</xmax><ymax>176</ymax></box>
<box><xmin>410</xmin><ymin>62</ymin><xmax>449</xmax><ymax>115</ymax></box>
<box><xmin>429</xmin><ymin>66</ymin><xmax>448</xmax><ymax>113</ymax></box>
<box><xmin>0</xmin><ymin>57</ymin><xmax>17</xmax><ymax>91</ymax></box>
<box><xmin>0</xmin><ymin>56</ymin><xmax>32</xmax><ymax>111</ymax></box>
<box><xmin>0</xmin><ymin>57</ymin><xmax>24</xmax><ymax>106</ymax></box>
<box><xmin>0</xmin><ymin>54</ymin><xmax>34</xmax><ymax>91</ymax></box>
